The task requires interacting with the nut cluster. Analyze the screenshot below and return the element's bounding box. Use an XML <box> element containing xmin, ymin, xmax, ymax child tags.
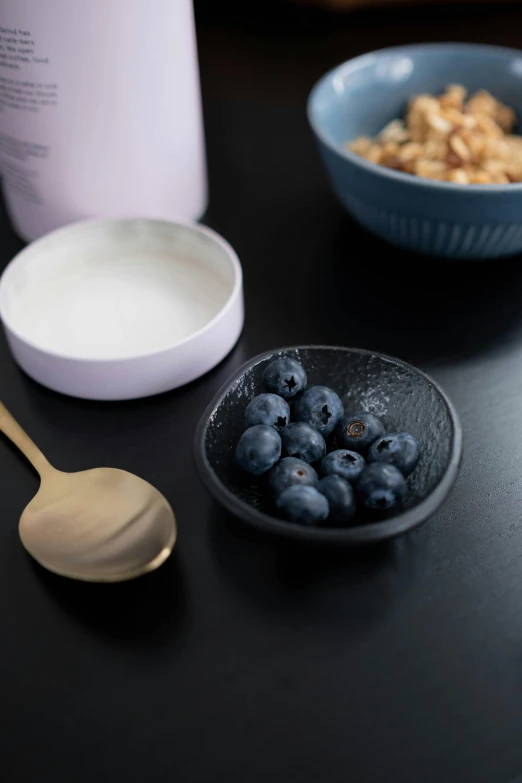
<box><xmin>348</xmin><ymin>85</ymin><xmax>522</xmax><ymax>184</ymax></box>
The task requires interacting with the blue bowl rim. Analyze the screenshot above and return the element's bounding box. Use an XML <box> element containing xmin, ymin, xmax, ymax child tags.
<box><xmin>193</xmin><ymin>345</ymin><xmax>463</xmax><ymax>545</ymax></box>
<box><xmin>307</xmin><ymin>41</ymin><xmax>522</xmax><ymax>194</ymax></box>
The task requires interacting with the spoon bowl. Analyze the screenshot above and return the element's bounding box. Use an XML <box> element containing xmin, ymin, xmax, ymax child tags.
<box><xmin>0</xmin><ymin>403</ymin><xmax>177</xmax><ymax>581</ymax></box>
<box><xmin>19</xmin><ymin>468</ymin><xmax>176</xmax><ymax>582</ymax></box>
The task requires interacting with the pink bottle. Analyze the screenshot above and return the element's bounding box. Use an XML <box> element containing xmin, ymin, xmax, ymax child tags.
<box><xmin>0</xmin><ymin>0</ymin><xmax>207</xmax><ymax>241</ymax></box>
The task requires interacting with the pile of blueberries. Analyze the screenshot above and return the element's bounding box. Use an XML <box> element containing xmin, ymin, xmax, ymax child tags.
<box><xmin>235</xmin><ymin>357</ymin><xmax>421</xmax><ymax>526</ymax></box>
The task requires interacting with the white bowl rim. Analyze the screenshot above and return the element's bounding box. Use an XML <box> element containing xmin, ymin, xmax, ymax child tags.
<box><xmin>307</xmin><ymin>41</ymin><xmax>522</xmax><ymax>193</ymax></box>
<box><xmin>0</xmin><ymin>217</ymin><xmax>243</xmax><ymax>364</ymax></box>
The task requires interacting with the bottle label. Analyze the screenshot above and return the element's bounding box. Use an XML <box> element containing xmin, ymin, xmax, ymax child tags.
<box><xmin>0</xmin><ymin>26</ymin><xmax>57</xmax><ymax>111</ymax></box>
<box><xmin>0</xmin><ymin>24</ymin><xmax>55</xmax><ymax>206</ymax></box>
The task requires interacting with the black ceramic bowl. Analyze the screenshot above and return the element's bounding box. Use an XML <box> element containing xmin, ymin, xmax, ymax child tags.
<box><xmin>194</xmin><ymin>346</ymin><xmax>462</xmax><ymax>544</ymax></box>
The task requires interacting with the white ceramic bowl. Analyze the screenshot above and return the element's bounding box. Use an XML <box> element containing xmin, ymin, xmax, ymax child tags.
<box><xmin>0</xmin><ymin>218</ymin><xmax>244</xmax><ymax>400</ymax></box>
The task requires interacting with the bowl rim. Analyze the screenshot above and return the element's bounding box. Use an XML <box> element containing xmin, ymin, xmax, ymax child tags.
<box><xmin>307</xmin><ymin>41</ymin><xmax>522</xmax><ymax>194</ymax></box>
<box><xmin>0</xmin><ymin>216</ymin><xmax>243</xmax><ymax>364</ymax></box>
<box><xmin>194</xmin><ymin>345</ymin><xmax>463</xmax><ymax>544</ymax></box>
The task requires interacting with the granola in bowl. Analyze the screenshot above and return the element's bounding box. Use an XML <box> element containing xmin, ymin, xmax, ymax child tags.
<box><xmin>348</xmin><ymin>85</ymin><xmax>522</xmax><ymax>184</ymax></box>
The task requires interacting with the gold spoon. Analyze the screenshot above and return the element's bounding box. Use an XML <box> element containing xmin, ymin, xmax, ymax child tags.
<box><xmin>0</xmin><ymin>402</ymin><xmax>177</xmax><ymax>582</ymax></box>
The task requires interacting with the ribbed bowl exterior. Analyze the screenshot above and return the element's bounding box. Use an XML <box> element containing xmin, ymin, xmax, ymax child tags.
<box><xmin>318</xmin><ymin>140</ymin><xmax>522</xmax><ymax>260</ymax></box>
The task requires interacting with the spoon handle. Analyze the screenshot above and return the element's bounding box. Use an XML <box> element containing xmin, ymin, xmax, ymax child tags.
<box><xmin>0</xmin><ymin>403</ymin><xmax>53</xmax><ymax>477</ymax></box>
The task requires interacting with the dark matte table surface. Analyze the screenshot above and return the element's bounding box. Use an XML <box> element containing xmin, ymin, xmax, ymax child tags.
<box><xmin>4</xmin><ymin>3</ymin><xmax>522</xmax><ymax>782</ymax></box>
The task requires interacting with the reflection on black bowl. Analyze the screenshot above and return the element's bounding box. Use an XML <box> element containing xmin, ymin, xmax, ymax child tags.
<box><xmin>194</xmin><ymin>346</ymin><xmax>462</xmax><ymax>545</ymax></box>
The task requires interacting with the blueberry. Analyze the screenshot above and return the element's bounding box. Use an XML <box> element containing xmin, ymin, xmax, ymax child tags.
<box><xmin>337</xmin><ymin>411</ymin><xmax>385</xmax><ymax>453</ymax></box>
<box><xmin>321</xmin><ymin>449</ymin><xmax>366</xmax><ymax>483</ymax></box>
<box><xmin>368</xmin><ymin>432</ymin><xmax>421</xmax><ymax>477</ymax></box>
<box><xmin>317</xmin><ymin>475</ymin><xmax>356</xmax><ymax>525</ymax></box>
<box><xmin>235</xmin><ymin>425</ymin><xmax>282</xmax><ymax>476</ymax></box>
<box><xmin>245</xmin><ymin>393</ymin><xmax>290</xmax><ymax>432</ymax></box>
<box><xmin>276</xmin><ymin>485</ymin><xmax>329</xmax><ymax>526</ymax></box>
<box><xmin>293</xmin><ymin>386</ymin><xmax>343</xmax><ymax>437</ymax></box>
<box><xmin>281</xmin><ymin>422</ymin><xmax>326</xmax><ymax>464</ymax></box>
<box><xmin>268</xmin><ymin>456</ymin><xmax>318</xmax><ymax>496</ymax></box>
<box><xmin>355</xmin><ymin>463</ymin><xmax>406</xmax><ymax>513</ymax></box>
<box><xmin>263</xmin><ymin>357</ymin><xmax>307</xmax><ymax>400</ymax></box>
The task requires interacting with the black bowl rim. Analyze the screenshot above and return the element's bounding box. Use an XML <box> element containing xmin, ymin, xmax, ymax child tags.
<box><xmin>194</xmin><ymin>346</ymin><xmax>463</xmax><ymax>545</ymax></box>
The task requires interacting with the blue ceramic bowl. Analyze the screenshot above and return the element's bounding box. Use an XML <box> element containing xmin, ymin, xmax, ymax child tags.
<box><xmin>308</xmin><ymin>43</ymin><xmax>522</xmax><ymax>260</ymax></box>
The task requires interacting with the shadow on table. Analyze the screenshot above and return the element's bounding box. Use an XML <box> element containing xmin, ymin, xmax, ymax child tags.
<box><xmin>13</xmin><ymin>337</ymin><xmax>251</xmax><ymax>433</ymax></box>
<box><xmin>30</xmin><ymin>549</ymin><xmax>188</xmax><ymax>651</ymax></box>
<box><xmin>209</xmin><ymin>504</ymin><xmax>420</xmax><ymax>642</ymax></box>
<box><xmin>325</xmin><ymin>217</ymin><xmax>522</xmax><ymax>366</ymax></box>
